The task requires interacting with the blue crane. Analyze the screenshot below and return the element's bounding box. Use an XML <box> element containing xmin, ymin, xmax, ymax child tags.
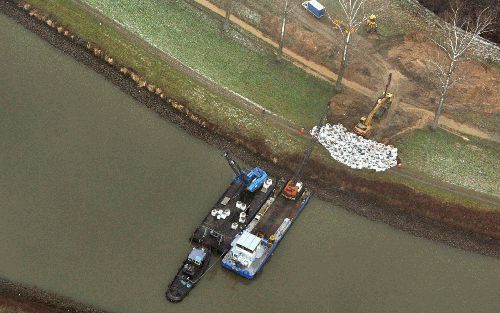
<box><xmin>223</xmin><ymin>152</ymin><xmax>268</xmax><ymax>192</ymax></box>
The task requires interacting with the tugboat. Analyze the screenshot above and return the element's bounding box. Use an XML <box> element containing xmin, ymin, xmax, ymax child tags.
<box><xmin>166</xmin><ymin>245</ymin><xmax>211</xmax><ymax>302</ymax></box>
<box><xmin>221</xmin><ymin>105</ymin><xmax>330</xmax><ymax>279</ymax></box>
<box><xmin>166</xmin><ymin>152</ymin><xmax>276</xmax><ymax>302</ymax></box>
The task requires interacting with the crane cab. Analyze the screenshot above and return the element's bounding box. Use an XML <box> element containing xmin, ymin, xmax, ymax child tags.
<box><xmin>224</xmin><ymin>152</ymin><xmax>268</xmax><ymax>193</ymax></box>
<box><xmin>282</xmin><ymin>179</ymin><xmax>304</xmax><ymax>200</ymax></box>
<box><xmin>244</xmin><ymin>167</ymin><xmax>268</xmax><ymax>192</ymax></box>
<box><xmin>353</xmin><ymin>118</ymin><xmax>370</xmax><ymax>136</ymax></box>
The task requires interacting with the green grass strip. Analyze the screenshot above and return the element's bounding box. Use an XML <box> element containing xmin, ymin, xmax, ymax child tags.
<box><xmin>398</xmin><ymin>128</ymin><xmax>500</xmax><ymax>198</ymax></box>
<box><xmin>81</xmin><ymin>0</ymin><xmax>335</xmax><ymax>128</ymax></box>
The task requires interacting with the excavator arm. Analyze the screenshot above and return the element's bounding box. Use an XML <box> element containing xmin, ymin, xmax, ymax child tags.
<box><xmin>353</xmin><ymin>73</ymin><xmax>393</xmax><ymax>137</ymax></box>
<box><xmin>364</xmin><ymin>97</ymin><xmax>387</xmax><ymax>128</ymax></box>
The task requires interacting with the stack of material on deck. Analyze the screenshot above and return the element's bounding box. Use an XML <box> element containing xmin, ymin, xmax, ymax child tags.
<box><xmin>311</xmin><ymin>124</ymin><xmax>398</xmax><ymax>172</ymax></box>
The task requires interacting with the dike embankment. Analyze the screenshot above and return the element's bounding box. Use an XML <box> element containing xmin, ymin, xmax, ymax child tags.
<box><xmin>0</xmin><ymin>0</ymin><xmax>499</xmax><ymax>311</ymax></box>
<box><xmin>1</xmin><ymin>0</ymin><xmax>499</xmax><ymax>254</ymax></box>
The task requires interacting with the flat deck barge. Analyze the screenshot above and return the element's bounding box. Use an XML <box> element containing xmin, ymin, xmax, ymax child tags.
<box><xmin>191</xmin><ymin>175</ymin><xmax>276</xmax><ymax>254</ymax></box>
<box><xmin>221</xmin><ymin>180</ymin><xmax>312</xmax><ymax>279</ymax></box>
<box><xmin>166</xmin><ymin>153</ymin><xmax>276</xmax><ymax>302</ymax></box>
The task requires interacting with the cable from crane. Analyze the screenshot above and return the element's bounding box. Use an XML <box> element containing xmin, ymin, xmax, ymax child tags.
<box><xmin>291</xmin><ymin>103</ymin><xmax>331</xmax><ymax>184</ymax></box>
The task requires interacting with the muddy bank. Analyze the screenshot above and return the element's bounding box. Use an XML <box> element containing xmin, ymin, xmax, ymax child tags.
<box><xmin>1</xmin><ymin>0</ymin><xmax>498</xmax><ymax>253</ymax></box>
<box><xmin>0</xmin><ymin>278</ymin><xmax>111</xmax><ymax>313</ymax></box>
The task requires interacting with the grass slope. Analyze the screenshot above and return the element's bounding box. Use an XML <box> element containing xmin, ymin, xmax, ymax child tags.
<box><xmin>81</xmin><ymin>0</ymin><xmax>335</xmax><ymax>128</ymax></box>
<box><xmin>28</xmin><ymin>0</ymin><xmax>303</xmax><ymax>154</ymax></box>
<box><xmin>398</xmin><ymin>129</ymin><xmax>500</xmax><ymax>197</ymax></box>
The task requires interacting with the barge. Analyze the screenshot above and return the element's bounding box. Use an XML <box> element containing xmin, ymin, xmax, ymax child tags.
<box><xmin>221</xmin><ymin>180</ymin><xmax>311</xmax><ymax>279</ymax></box>
<box><xmin>166</xmin><ymin>152</ymin><xmax>276</xmax><ymax>302</ymax></box>
<box><xmin>221</xmin><ymin>104</ymin><xmax>330</xmax><ymax>279</ymax></box>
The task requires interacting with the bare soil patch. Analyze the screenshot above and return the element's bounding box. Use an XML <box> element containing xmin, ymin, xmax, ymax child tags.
<box><xmin>388</xmin><ymin>32</ymin><xmax>499</xmax><ymax>127</ymax></box>
<box><xmin>217</xmin><ymin>0</ymin><xmax>499</xmax><ymax>138</ymax></box>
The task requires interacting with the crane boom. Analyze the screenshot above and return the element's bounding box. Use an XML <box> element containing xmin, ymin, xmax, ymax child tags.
<box><xmin>384</xmin><ymin>73</ymin><xmax>392</xmax><ymax>95</ymax></box>
<box><xmin>223</xmin><ymin>152</ymin><xmax>244</xmax><ymax>178</ymax></box>
<box><xmin>353</xmin><ymin>73</ymin><xmax>393</xmax><ymax>137</ymax></box>
<box><xmin>291</xmin><ymin>103</ymin><xmax>330</xmax><ymax>184</ymax></box>
<box><xmin>363</xmin><ymin>96</ymin><xmax>391</xmax><ymax>129</ymax></box>
<box><xmin>282</xmin><ymin>103</ymin><xmax>330</xmax><ymax>200</ymax></box>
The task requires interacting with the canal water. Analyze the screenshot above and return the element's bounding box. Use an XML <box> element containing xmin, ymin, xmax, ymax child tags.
<box><xmin>1</xmin><ymin>13</ymin><xmax>499</xmax><ymax>313</ymax></box>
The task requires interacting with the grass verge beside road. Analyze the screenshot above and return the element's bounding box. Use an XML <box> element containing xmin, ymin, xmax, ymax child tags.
<box><xmin>398</xmin><ymin>129</ymin><xmax>500</xmax><ymax>199</ymax></box>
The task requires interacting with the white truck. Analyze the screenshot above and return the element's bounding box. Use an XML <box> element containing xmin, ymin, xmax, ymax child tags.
<box><xmin>302</xmin><ymin>0</ymin><xmax>326</xmax><ymax>18</ymax></box>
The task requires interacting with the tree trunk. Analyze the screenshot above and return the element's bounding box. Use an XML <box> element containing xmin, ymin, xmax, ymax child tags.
<box><xmin>431</xmin><ymin>60</ymin><xmax>455</xmax><ymax>130</ymax></box>
<box><xmin>223</xmin><ymin>0</ymin><xmax>233</xmax><ymax>32</ymax></box>
<box><xmin>277</xmin><ymin>0</ymin><xmax>289</xmax><ymax>61</ymax></box>
<box><xmin>432</xmin><ymin>89</ymin><xmax>447</xmax><ymax>130</ymax></box>
<box><xmin>335</xmin><ymin>32</ymin><xmax>351</xmax><ymax>92</ymax></box>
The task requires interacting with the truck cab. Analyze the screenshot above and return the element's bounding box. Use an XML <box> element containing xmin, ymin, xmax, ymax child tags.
<box><xmin>302</xmin><ymin>0</ymin><xmax>325</xmax><ymax>19</ymax></box>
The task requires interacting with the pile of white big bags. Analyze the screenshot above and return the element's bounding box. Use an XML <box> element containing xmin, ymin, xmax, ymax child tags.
<box><xmin>311</xmin><ymin>123</ymin><xmax>398</xmax><ymax>172</ymax></box>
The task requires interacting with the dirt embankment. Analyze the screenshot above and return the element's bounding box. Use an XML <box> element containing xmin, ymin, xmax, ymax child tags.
<box><xmin>386</xmin><ymin>32</ymin><xmax>499</xmax><ymax>131</ymax></box>
<box><xmin>2</xmin><ymin>0</ymin><xmax>499</xmax><ymax>252</ymax></box>
<box><xmin>0</xmin><ymin>278</ymin><xmax>112</xmax><ymax>313</ymax></box>
<box><xmin>0</xmin><ymin>0</ymin><xmax>499</xmax><ymax>311</ymax></box>
<box><xmin>416</xmin><ymin>0</ymin><xmax>500</xmax><ymax>44</ymax></box>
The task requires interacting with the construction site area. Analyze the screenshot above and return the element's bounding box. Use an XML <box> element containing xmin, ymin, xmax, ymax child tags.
<box><xmin>12</xmin><ymin>0</ymin><xmax>498</xmax><ymax>232</ymax></box>
<box><xmin>1</xmin><ymin>0</ymin><xmax>499</xmax><ymax>312</ymax></box>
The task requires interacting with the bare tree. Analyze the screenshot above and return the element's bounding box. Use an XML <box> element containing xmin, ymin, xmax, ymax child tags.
<box><xmin>429</xmin><ymin>6</ymin><xmax>493</xmax><ymax>130</ymax></box>
<box><xmin>277</xmin><ymin>0</ymin><xmax>290</xmax><ymax>61</ymax></box>
<box><xmin>223</xmin><ymin>0</ymin><xmax>233</xmax><ymax>32</ymax></box>
<box><xmin>328</xmin><ymin>0</ymin><xmax>367</xmax><ymax>92</ymax></box>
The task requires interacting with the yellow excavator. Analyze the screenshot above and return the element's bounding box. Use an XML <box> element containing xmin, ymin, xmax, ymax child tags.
<box><xmin>353</xmin><ymin>73</ymin><xmax>393</xmax><ymax>137</ymax></box>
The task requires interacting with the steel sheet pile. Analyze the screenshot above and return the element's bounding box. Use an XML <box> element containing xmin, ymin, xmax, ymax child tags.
<box><xmin>311</xmin><ymin>124</ymin><xmax>398</xmax><ymax>172</ymax></box>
